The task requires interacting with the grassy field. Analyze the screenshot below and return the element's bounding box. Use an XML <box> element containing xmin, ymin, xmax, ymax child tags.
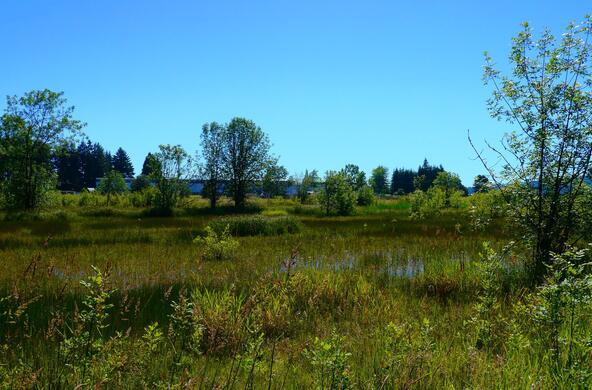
<box><xmin>0</xmin><ymin>196</ymin><xmax>587</xmax><ymax>388</ymax></box>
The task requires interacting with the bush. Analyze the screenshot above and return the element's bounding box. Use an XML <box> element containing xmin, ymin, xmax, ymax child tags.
<box><xmin>207</xmin><ymin>215</ymin><xmax>302</xmax><ymax>236</ymax></box>
<box><xmin>356</xmin><ymin>185</ymin><xmax>375</xmax><ymax>206</ymax></box>
<box><xmin>319</xmin><ymin>171</ymin><xmax>357</xmax><ymax>216</ymax></box>
<box><xmin>194</xmin><ymin>225</ymin><xmax>239</xmax><ymax>261</ymax></box>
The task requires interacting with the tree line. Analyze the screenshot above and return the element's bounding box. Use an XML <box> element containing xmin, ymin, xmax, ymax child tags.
<box><xmin>1</xmin><ymin>90</ymin><xmax>478</xmax><ymax>214</ymax></box>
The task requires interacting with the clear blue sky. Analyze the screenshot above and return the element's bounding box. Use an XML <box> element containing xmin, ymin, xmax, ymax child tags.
<box><xmin>1</xmin><ymin>1</ymin><xmax>589</xmax><ymax>185</ymax></box>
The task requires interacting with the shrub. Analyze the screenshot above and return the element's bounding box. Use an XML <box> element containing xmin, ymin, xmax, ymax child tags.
<box><xmin>193</xmin><ymin>225</ymin><xmax>239</xmax><ymax>261</ymax></box>
<box><xmin>319</xmin><ymin>171</ymin><xmax>357</xmax><ymax>216</ymax></box>
<box><xmin>304</xmin><ymin>330</ymin><xmax>352</xmax><ymax>389</ymax></box>
<box><xmin>207</xmin><ymin>215</ymin><xmax>302</xmax><ymax>236</ymax></box>
<box><xmin>356</xmin><ymin>185</ymin><xmax>375</xmax><ymax>206</ymax></box>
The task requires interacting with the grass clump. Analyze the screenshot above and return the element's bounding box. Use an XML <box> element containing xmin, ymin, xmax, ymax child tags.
<box><xmin>207</xmin><ymin>215</ymin><xmax>302</xmax><ymax>236</ymax></box>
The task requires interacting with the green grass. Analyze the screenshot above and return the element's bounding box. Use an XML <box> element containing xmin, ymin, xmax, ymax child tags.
<box><xmin>0</xmin><ymin>195</ymin><xmax>587</xmax><ymax>388</ymax></box>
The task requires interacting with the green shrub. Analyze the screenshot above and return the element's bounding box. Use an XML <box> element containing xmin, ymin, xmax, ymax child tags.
<box><xmin>304</xmin><ymin>330</ymin><xmax>352</xmax><ymax>389</ymax></box>
<box><xmin>194</xmin><ymin>225</ymin><xmax>239</xmax><ymax>261</ymax></box>
<box><xmin>356</xmin><ymin>185</ymin><xmax>375</xmax><ymax>206</ymax></box>
<box><xmin>207</xmin><ymin>215</ymin><xmax>302</xmax><ymax>236</ymax></box>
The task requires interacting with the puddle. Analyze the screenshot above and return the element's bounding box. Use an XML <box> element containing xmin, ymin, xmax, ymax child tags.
<box><xmin>278</xmin><ymin>249</ymin><xmax>425</xmax><ymax>279</ymax></box>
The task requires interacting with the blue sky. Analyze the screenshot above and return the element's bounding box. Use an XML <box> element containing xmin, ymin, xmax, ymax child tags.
<box><xmin>1</xmin><ymin>1</ymin><xmax>590</xmax><ymax>185</ymax></box>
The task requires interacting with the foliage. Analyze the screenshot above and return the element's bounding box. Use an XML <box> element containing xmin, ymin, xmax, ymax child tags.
<box><xmin>221</xmin><ymin>117</ymin><xmax>271</xmax><ymax>209</ymax></box>
<box><xmin>140</xmin><ymin>152</ymin><xmax>159</xmax><ymax>176</ymax></box>
<box><xmin>0</xmin><ymin>89</ymin><xmax>85</xmax><ymax>210</ymax></box>
<box><xmin>194</xmin><ymin>225</ymin><xmax>239</xmax><ymax>261</ymax></box>
<box><xmin>130</xmin><ymin>174</ymin><xmax>151</xmax><ymax>192</ymax></box>
<box><xmin>304</xmin><ymin>330</ymin><xmax>351</xmax><ymax>390</ymax></box>
<box><xmin>297</xmin><ymin>169</ymin><xmax>320</xmax><ymax>204</ymax></box>
<box><xmin>416</xmin><ymin>159</ymin><xmax>444</xmax><ymax>192</ymax></box>
<box><xmin>516</xmin><ymin>245</ymin><xmax>592</xmax><ymax>386</ymax></box>
<box><xmin>468</xmin><ymin>190</ymin><xmax>506</xmax><ymax>230</ymax></box>
<box><xmin>98</xmin><ymin>170</ymin><xmax>128</xmax><ymax>205</ymax></box>
<box><xmin>199</xmin><ymin>122</ymin><xmax>225</xmax><ymax>209</ymax></box>
<box><xmin>207</xmin><ymin>215</ymin><xmax>302</xmax><ymax>236</ymax></box>
<box><xmin>356</xmin><ymin>185</ymin><xmax>375</xmax><ymax>206</ymax></box>
<box><xmin>432</xmin><ymin>171</ymin><xmax>464</xmax><ymax>207</ymax></box>
<box><xmin>469</xmin><ymin>243</ymin><xmax>508</xmax><ymax>351</ymax></box>
<box><xmin>262</xmin><ymin>160</ymin><xmax>289</xmax><ymax>198</ymax></box>
<box><xmin>473</xmin><ymin>174</ymin><xmax>491</xmax><ymax>193</ymax></box>
<box><xmin>111</xmin><ymin>147</ymin><xmax>134</xmax><ymax>177</ymax></box>
<box><xmin>477</xmin><ymin>16</ymin><xmax>592</xmax><ymax>279</ymax></box>
<box><xmin>369</xmin><ymin>165</ymin><xmax>389</xmax><ymax>195</ymax></box>
<box><xmin>319</xmin><ymin>171</ymin><xmax>357</xmax><ymax>216</ymax></box>
<box><xmin>376</xmin><ymin>319</ymin><xmax>435</xmax><ymax>388</ymax></box>
<box><xmin>150</xmin><ymin>144</ymin><xmax>194</xmax><ymax>213</ymax></box>
<box><xmin>341</xmin><ymin>164</ymin><xmax>366</xmax><ymax>191</ymax></box>
<box><xmin>391</xmin><ymin>168</ymin><xmax>416</xmax><ymax>195</ymax></box>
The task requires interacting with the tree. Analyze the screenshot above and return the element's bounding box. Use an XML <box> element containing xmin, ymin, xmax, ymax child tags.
<box><xmin>54</xmin><ymin>143</ymin><xmax>83</xmax><ymax>191</ymax></box>
<box><xmin>199</xmin><ymin>122</ymin><xmax>225</xmax><ymax>209</ymax></box>
<box><xmin>0</xmin><ymin>90</ymin><xmax>85</xmax><ymax>210</ymax></box>
<box><xmin>141</xmin><ymin>152</ymin><xmax>159</xmax><ymax>176</ymax></box>
<box><xmin>131</xmin><ymin>175</ymin><xmax>151</xmax><ymax>192</ymax></box>
<box><xmin>369</xmin><ymin>166</ymin><xmax>389</xmax><ymax>195</ymax></box>
<box><xmin>262</xmin><ymin>160</ymin><xmax>289</xmax><ymax>198</ymax></box>
<box><xmin>432</xmin><ymin>171</ymin><xmax>463</xmax><ymax>207</ymax></box>
<box><xmin>417</xmin><ymin>159</ymin><xmax>444</xmax><ymax>191</ymax></box>
<box><xmin>98</xmin><ymin>170</ymin><xmax>128</xmax><ymax>205</ymax></box>
<box><xmin>391</xmin><ymin>168</ymin><xmax>416</xmax><ymax>195</ymax></box>
<box><xmin>319</xmin><ymin>171</ymin><xmax>356</xmax><ymax>215</ymax></box>
<box><xmin>151</xmin><ymin>144</ymin><xmax>194</xmax><ymax>213</ymax></box>
<box><xmin>297</xmin><ymin>169</ymin><xmax>320</xmax><ymax>203</ymax></box>
<box><xmin>473</xmin><ymin>175</ymin><xmax>491</xmax><ymax>193</ymax></box>
<box><xmin>472</xmin><ymin>16</ymin><xmax>592</xmax><ymax>280</ymax></box>
<box><xmin>221</xmin><ymin>118</ymin><xmax>271</xmax><ymax>209</ymax></box>
<box><xmin>341</xmin><ymin>164</ymin><xmax>366</xmax><ymax>190</ymax></box>
<box><xmin>112</xmin><ymin>147</ymin><xmax>134</xmax><ymax>177</ymax></box>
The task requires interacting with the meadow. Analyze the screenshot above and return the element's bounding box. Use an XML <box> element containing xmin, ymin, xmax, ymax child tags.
<box><xmin>0</xmin><ymin>195</ymin><xmax>588</xmax><ymax>389</ymax></box>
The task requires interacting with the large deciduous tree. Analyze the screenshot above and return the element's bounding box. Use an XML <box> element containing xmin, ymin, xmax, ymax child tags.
<box><xmin>151</xmin><ymin>144</ymin><xmax>194</xmax><ymax>213</ymax></box>
<box><xmin>0</xmin><ymin>90</ymin><xmax>85</xmax><ymax>210</ymax></box>
<box><xmin>472</xmin><ymin>16</ymin><xmax>592</xmax><ymax>280</ymax></box>
<box><xmin>341</xmin><ymin>164</ymin><xmax>366</xmax><ymax>191</ymax></box>
<box><xmin>221</xmin><ymin>118</ymin><xmax>271</xmax><ymax>209</ymax></box>
<box><xmin>262</xmin><ymin>160</ymin><xmax>289</xmax><ymax>198</ymax></box>
<box><xmin>199</xmin><ymin>122</ymin><xmax>225</xmax><ymax>209</ymax></box>
<box><xmin>369</xmin><ymin>166</ymin><xmax>390</xmax><ymax>195</ymax></box>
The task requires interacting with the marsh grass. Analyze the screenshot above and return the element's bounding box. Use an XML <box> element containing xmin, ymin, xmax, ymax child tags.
<box><xmin>0</xmin><ymin>196</ymin><xmax>589</xmax><ymax>388</ymax></box>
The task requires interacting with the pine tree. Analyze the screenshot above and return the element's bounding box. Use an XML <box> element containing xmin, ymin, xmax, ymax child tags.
<box><xmin>112</xmin><ymin>147</ymin><xmax>134</xmax><ymax>177</ymax></box>
<box><xmin>141</xmin><ymin>153</ymin><xmax>159</xmax><ymax>176</ymax></box>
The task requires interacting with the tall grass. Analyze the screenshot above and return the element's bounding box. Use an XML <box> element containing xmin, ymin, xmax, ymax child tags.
<box><xmin>0</xmin><ymin>197</ymin><xmax>589</xmax><ymax>388</ymax></box>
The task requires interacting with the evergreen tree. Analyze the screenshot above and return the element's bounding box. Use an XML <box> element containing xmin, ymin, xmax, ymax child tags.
<box><xmin>391</xmin><ymin>168</ymin><xmax>416</xmax><ymax>194</ymax></box>
<box><xmin>112</xmin><ymin>147</ymin><xmax>134</xmax><ymax>177</ymax></box>
<box><xmin>141</xmin><ymin>152</ymin><xmax>159</xmax><ymax>176</ymax></box>
<box><xmin>417</xmin><ymin>159</ymin><xmax>444</xmax><ymax>191</ymax></box>
<box><xmin>55</xmin><ymin>144</ymin><xmax>83</xmax><ymax>191</ymax></box>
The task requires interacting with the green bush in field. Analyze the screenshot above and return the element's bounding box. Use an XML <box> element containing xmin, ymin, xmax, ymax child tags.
<box><xmin>409</xmin><ymin>187</ymin><xmax>465</xmax><ymax>220</ymax></box>
<box><xmin>207</xmin><ymin>215</ymin><xmax>302</xmax><ymax>236</ymax></box>
<box><xmin>194</xmin><ymin>225</ymin><xmax>239</xmax><ymax>261</ymax></box>
<box><xmin>319</xmin><ymin>171</ymin><xmax>357</xmax><ymax>216</ymax></box>
<box><xmin>356</xmin><ymin>185</ymin><xmax>375</xmax><ymax>206</ymax></box>
<box><xmin>468</xmin><ymin>190</ymin><xmax>506</xmax><ymax>230</ymax></box>
<box><xmin>304</xmin><ymin>330</ymin><xmax>352</xmax><ymax>390</ymax></box>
